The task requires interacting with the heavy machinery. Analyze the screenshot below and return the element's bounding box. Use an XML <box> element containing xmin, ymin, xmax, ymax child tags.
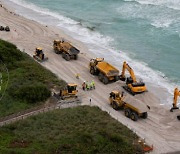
<box><xmin>0</xmin><ymin>26</ymin><xmax>4</xmax><ymax>31</ymax></box>
<box><xmin>109</xmin><ymin>90</ymin><xmax>148</xmax><ymax>121</ymax></box>
<box><xmin>5</xmin><ymin>26</ymin><xmax>10</xmax><ymax>32</ymax></box>
<box><xmin>0</xmin><ymin>26</ymin><xmax>10</xmax><ymax>31</ymax></box>
<box><xmin>170</xmin><ymin>88</ymin><xmax>180</xmax><ymax>112</ymax></box>
<box><xmin>53</xmin><ymin>39</ymin><xmax>80</xmax><ymax>61</ymax></box>
<box><xmin>170</xmin><ymin>88</ymin><xmax>180</xmax><ymax>120</ymax></box>
<box><xmin>119</xmin><ymin>61</ymin><xmax>146</xmax><ymax>95</ymax></box>
<box><xmin>89</xmin><ymin>58</ymin><xmax>119</xmax><ymax>84</ymax></box>
<box><xmin>54</xmin><ymin>83</ymin><xmax>78</xmax><ymax>100</ymax></box>
<box><xmin>33</xmin><ymin>47</ymin><xmax>48</xmax><ymax>62</ymax></box>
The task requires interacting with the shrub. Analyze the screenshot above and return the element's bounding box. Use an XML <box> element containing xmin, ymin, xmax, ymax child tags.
<box><xmin>8</xmin><ymin>81</ymin><xmax>51</xmax><ymax>103</ymax></box>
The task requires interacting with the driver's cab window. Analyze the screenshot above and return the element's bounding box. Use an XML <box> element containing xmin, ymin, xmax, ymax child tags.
<box><xmin>68</xmin><ymin>86</ymin><xmax>76</xmax><ymax>93</ymax></box>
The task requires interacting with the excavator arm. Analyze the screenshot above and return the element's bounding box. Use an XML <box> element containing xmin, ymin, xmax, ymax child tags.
<box><xmin>120</xmin><ymin>61</ymin><xmax>137</xmax><ymax>82</ymax></box>
<box><xmin>173</xmin><ymin>88</ymin><xmax>180</xmax><ymax>109</ymax></box>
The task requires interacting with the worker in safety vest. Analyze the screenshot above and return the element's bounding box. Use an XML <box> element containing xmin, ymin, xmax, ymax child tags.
<box><xmin>91</xmin><ymin>80</ymin><xmax>95</xmax><ymax>89</ymax></box>
<box><xmin>86</xmin><ymin>81</ymin><xmax>90</xmax><ymax>90</ymax></box>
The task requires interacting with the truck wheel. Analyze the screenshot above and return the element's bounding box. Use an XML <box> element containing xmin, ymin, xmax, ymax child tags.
<box><xmin>112</xmin><ymin>101</ymin><xmax>119</xmax><ymax>110</ymax></box>
<box><xmin>130</xmin><ymin>112</ymin><xmax>138</xmax><ymax>121</ymax></box>
<box><xmin>90</xmin><ymin>67</ymin><xmax>95</xmax><ymax>75</ymax></box>
<box><xmin>142</xmin><ymin>112</ymin><xmax>148</xmax><ymax>119</ymax></box>
<box><xmin>124</xmin><ymin>109</ymin><xmax>131</xmax><ymax>118</ymax></box>
<box><xmin>74</xmin><ymin>55</ymin><xmax>78</xmax><ymax>60</ymax></box>
<box><xmin>103</xmin><ymin>76</ymin><xmax>109</xmax><ymax>84</ymax></box>
<box><xmin>55</xmin><ymin>49</ymin><xmax>59</xmax><ymax>54</ymax></box>
<box><xmin>65</xmin><ymin>54</ymin><xmax>70</xmax><ymax>61</ymax></box>
<box><xmin>61</xmin><ymin>96</ymin><xmax>65</xmax><ymax>100</ymax></box>
<box><xmin>98</xmin><ymin>73</ymin><xmax>103</xmax><ymax>81</ymax></box>
<box><xmin>62</xmin><ymin>52</ymin><xmax>66</xmax><ymax>58</ymax></box>
<box><xmin>177</xmin><ymin>115</ymin><xmax>180</xmax><ymax>120</ymax></box>
<box><xmin>114</xmin><ymin>76</ymin><xmax>119</xmax><ymax>82</ymax></box>
<box><xmin>119</xmin><ymin>75</ymin><xmax>126</xmax><ymax>81</ymax></box>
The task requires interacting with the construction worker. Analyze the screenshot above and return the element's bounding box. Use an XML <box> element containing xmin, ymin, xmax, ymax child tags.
<box><xmin>121</xmin><ymin>91</ymin><xmax>124</xmax><ymax>97</ymax></box>
<box><xmin>82</xmin><ymin>81</ymin><xmax>86</xmax><ymax>91</ymax></box>
<box><xmin>86</xmin><ymin>81</ymin><xmax>90</xmax><ymax>90</ymax></box>
<box><xmin>91</xmin><ymin>80</ymin><xmax>95</xmax><ymax>89</ymax></box>
<box><xmin>76</xmin><ymin>73</ymin><xmax>80</xmax><ymax>79</ymax></box>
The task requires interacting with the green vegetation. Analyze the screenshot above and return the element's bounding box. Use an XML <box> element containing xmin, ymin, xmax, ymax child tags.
<box><xmin>0</xmin><ymin>106</ymin><xmax>143</xmax><ymax>154</ymax></box>
<box><xmin>0</xmin><ymin>39</ymin><xmax>66</xmax><ymax>117</ymax></box>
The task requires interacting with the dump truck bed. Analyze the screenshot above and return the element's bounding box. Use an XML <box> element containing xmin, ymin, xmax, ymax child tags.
<box><xmin>62</xmin><ymin>42</ymin><xmax>80</xmax><ymax>55</ymax></box>
<box><xmin>123</xmin><ymin>96</ymin><xmax>148</xmax><ymax>113</ymax></box>
<box><xmin>96</xmin><ymin>61</ymin><xmax>119</xmax><ymax>76</ymax></box>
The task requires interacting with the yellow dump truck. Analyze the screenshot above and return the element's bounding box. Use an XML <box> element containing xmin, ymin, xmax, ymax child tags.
<box><xmin>53</xmin><ymin>40</ymin><xmax>80</xmax><ymax>61</ymax></box>
<box><xmin>109</xmin><ymin>91</ymin><xmax>148</xmax><ymax>121</ymax></box>
<box><xmin>89</xmin><ymin>58</ymin><xmax>119</xmax><ymax>84</ymax></box>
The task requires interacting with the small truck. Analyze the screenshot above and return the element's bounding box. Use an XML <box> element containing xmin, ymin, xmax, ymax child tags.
<box><xmin>109</xmin><ymin>90</ymin><xmax>148</xmax><ymax>121</ymax></box>
<box><xmin>53</xmin><ymin>40</ymin><xmax>80</xmax><ymax>61</ymax></box>
<box><xmin>89</xmin><ymin>58</ymin><xmax>119</xmax><ymax>84</ymax></box>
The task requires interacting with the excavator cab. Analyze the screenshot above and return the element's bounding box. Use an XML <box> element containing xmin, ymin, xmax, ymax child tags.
<box><xmin>33</xmin><ymin>47</ymin><xmax>48</xmax><ymax>62</ymax></box>
<box><xmin>59</xmin><ymin>83</ymin><xmax>78</xmax><ymax>100</ymax></box>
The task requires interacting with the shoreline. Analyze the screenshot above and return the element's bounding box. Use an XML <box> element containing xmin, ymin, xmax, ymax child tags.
<box><xmin>1</xmin><ymin>0</ymin><xmax>177</xmax><ymax>106</ymax></box>
<box><xmin>1</xmin><ymin>1</ymin><xmax>180</xmax><ymax>153</ymax></box>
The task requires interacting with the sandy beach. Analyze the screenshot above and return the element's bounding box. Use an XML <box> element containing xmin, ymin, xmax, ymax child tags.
<box><xmin>0</xmin><ymin>2</ymin><xmax>180</xmax><ymax>153</ymax></box>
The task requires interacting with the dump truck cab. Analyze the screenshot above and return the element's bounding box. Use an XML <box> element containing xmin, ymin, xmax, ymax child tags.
<box><xmin>109</xmin><ymin>91</ymin><xmax>124</xmax><ymax>110</ymax></box>
<box><xmin>89</xmin><ymin>58</ymin><xmax>104</xmax><ymax>66</ymax></box>
<box><xmin>53</xmin><ymin>39</ymin><xmax>80</xmax><ymax>61</ymax></box>
<box><xmin>109</xmin><ymin>91</ymin><xmax>122</xmax><ymax>101</ymax></box>
<box><xmin>109</xmin><ymin>90</ymin><xmax>148</xmax><ymax>121</ymax></box>
<box><xmin>60</xmin><ymin>83</ymin><xmax>78</xmax><ymax>100</ymax></box>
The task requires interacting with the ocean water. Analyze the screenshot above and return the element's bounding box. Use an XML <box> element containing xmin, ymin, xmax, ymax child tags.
<box><xmin>2</xmin><ymin>0</ymin><xmax>180</xmax><ymax>104</ymax></box>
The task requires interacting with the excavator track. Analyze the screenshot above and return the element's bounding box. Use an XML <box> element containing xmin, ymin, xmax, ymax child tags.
<box><xmin>123</xmin><ymin>86</ymin><xmax>135</xmax><ymax>96</ymax></box>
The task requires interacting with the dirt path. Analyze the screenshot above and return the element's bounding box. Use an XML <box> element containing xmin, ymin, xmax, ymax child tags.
<box><xmin>0</xmin><ymin>97</ymin><xmax>81</xmax><ymax>127</ymax></box>
<box><xmin>0</xmin><ymin>4</ymin><xmax>180</xmax><ymax>154</ymax></box>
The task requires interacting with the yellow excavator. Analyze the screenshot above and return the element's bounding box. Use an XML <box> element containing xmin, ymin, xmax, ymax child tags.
<box><xmin>170</xmin><ymin>88</ymin><xmax>180</xmax><ymax>112</ymax></box>
<box><xmin>33</xmin><ymin>47</ymin><xmax>48</xmax><ymax>62</ymax></box>
<box><xmin>53</xmin><ymin>83</ymin><xmax>78</xmax><ymax>100</ymax></box>
<box><xmin>119</xmin><ymin>61</ymin><xmax>147</xmax><ymax>95</ymax></box>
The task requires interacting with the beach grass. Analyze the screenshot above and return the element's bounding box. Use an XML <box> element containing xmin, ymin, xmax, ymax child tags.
<box><xmin>0</xmin><ymin>39</ymin><xmax>66</xmax><ymax>117</ymax></box>
<box><xmin>0</xmin><ymin>106</ymin><xmax>144</xmax><ymax>154</ymax></box>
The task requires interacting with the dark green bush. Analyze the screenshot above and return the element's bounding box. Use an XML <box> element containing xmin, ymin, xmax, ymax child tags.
<box><xmin>9</xmin><ymin>81</ymin><xmax>51</xmax><ymax>103</ymax></box>
<box><xmin>0</xmin><ymin>40</ymin><xmax>24</xmax><ymax>68</ymax></box>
